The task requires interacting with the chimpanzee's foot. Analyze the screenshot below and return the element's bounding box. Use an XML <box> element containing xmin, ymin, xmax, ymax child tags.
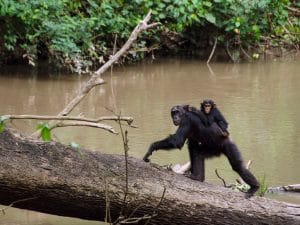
<box><xmin>245</xmin><ymin>185</ymin><xmax>259</xmax><ymax>199</ymax></box>
<box><xmin>186</xmin><ymin>174</ymin><xmax>204</xmax><ymax>182</ymax></box>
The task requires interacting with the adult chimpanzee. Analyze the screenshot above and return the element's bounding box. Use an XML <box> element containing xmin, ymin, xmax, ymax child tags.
<box><xmin>143</xmin><ymin>105</ymin><xmax>259</xmax><ymax>198</ymax></box>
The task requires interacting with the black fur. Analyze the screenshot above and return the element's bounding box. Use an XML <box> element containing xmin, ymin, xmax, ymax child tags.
<box><xmin>143</xmin><ymin>106</ymin><xmax>259</xmax><ymax>198</ymax></box>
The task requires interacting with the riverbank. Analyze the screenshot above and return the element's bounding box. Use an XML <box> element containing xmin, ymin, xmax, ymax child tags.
<box><xmin>1</xmin><ymin>1</ymin><xmax>299</xmax><ymax>73</ymax></box>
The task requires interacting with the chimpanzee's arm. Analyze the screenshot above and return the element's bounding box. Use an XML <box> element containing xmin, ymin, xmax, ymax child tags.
<box><xmin>143</xmin><ymin>116</ymin><xmax>191</xmax><ymax>162</ymax></box>
<box><xmin>213</xmin><ymin>108</ymin><xmax>228</xmax><ymax>132</ymax></box>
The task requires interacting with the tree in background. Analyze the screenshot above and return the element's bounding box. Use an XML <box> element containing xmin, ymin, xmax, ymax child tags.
<box><xmin>0</xmin><ymin>0</ymin><xmax>299</xmax><ymax>71</ymax></box>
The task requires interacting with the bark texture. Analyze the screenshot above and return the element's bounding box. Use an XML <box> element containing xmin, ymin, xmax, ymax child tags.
<box><xmin>0</xmin><ymin>128</ymin><xmax>299</xmax><ymax>225</ymax></box>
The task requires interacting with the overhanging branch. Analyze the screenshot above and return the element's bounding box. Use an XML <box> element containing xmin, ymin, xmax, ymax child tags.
<box><xmin>3</xmin><ymin>115</ymin><xmax>133</xmax><ymax>124</ymax></box>
<box><xmin>29</xmin><ymin>11</ymin><xmax>158</xmax><ymax>138</ymax></box>
<box><xmin>58</xmin><ymin>10</ymin><xmax>160</xmax><ymax>117</ymax></box>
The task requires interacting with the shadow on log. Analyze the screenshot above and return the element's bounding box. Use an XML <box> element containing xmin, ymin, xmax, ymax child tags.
<box><xmin>0</xmin><ymin>128</ymin><xmax>299</xmax><ymax>225</ymax></box>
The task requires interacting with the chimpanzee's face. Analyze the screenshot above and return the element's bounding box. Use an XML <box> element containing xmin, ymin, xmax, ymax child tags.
<box><xmin>171</xmin><ymin>106</ymin><xmax>186</xmax><ymax>126</ymax></box>
<box><xmin>203</xmin><ymin>104</ymin><xmax>212</xmax><ymax>114</ymax></box>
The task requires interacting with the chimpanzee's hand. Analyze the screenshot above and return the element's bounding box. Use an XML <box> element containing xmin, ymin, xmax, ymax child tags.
<box><xmin>143</xmin><ymin>144</ymin><xmax>155</xmax><ymax>162</ymax></box>
<box><xmin>143</xmin><ymin>156</ymin><xmax>150</xmax><ymax>162</ymax></box>
<box><xmin>142</xmin><ymin>150</ymin><xmax>152</xmax><ymax>162</ymax></box>
<box><xmin>222</xmin><ymin>131</ymin><xmax>230</xmax><ymax>137</ymax></box>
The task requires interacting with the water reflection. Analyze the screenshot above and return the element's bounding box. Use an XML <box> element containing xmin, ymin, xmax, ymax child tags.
<box><xmin>0</xmin><ymin>205</ymin><xmax>105</xmax><ymax>225</ymax></box>
<box><xmin>0</xmin><ymin>57</ymin><xmax>299</xmax><ymax>223</ymax></box>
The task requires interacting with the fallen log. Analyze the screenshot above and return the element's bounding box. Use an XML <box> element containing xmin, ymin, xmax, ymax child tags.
<box><xmin>269</xmin><ymin>184</ymin><xmax>300</xmax><ymax>193</ymax></box>
<box><xmin>0</xmin><ymin>128</ymin><xmax>299</xmax><ymax>225</ymax></box>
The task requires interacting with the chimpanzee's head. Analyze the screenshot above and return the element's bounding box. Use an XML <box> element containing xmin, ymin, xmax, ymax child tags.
<box><xmin>170</xmin><ymin>105</ymin><xmax>190</xmax><ymax>126</ymax></box>
<box><xmin>201</xmin><ymin>99</ymin><xmax>215</xmax><ymax>114</ymax></box>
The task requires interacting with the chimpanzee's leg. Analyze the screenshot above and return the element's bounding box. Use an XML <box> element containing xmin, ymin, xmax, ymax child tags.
<box><xmin>187</xmin><ymin>140</ymin><xmax>205</xmax><ymax>181</ymax></box>
<box><xmin>222</xmin><ymin>139</ymin><xmax>259</xmax><ymax>198</ymax></box>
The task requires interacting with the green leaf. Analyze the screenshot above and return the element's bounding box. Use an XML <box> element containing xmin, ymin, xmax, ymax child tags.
<box><xmin>159</xmin><ymin>13</ymin><xmax>166</xmax><ymax>19</ymax></box>
<box><xmin>36</xmin><ymin>122</ymin><xmax>51</xmax><ymax>141</ymax></box>
<box><xmin>0</xmin><ymin>121</ymin><xmax>5</xmax><ymax>133</ymax></box>
<box><xmin>0</xmin><ymin>115</ymin><xmax>9</xmax><ymax>133</ymax></box>
<box><xmin>205</xmin><ymin>13</ymin><xmax>216</xmax><ymax>24</ymax></box>
<box><xmin>235</xmin><ymin>21</ymin><xmax>240</xmax><ymax>27</ymax></box>
<box><xmin>203</xmin><ymin>1</ymin><xmax>212</xmax><ymax>8</ymax></box>
<box><xmin>158</xmin><ymin>3</ymin><xmax>166</xmax><ymax>8</ymax></box>
<box><xmin>41</xmin><ymin>127</ymin><xmax>51</xmax><ymax>141</ymax></box>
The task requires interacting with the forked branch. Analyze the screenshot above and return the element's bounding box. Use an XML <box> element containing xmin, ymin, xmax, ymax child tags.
<box><xmin>58</xmin><ymin>10</ymin><xmax>160</xmax><ymax>117</ymax></box>
<box><xmin>29</xmin><ymin>11</ymin><xmax>158</xmax><ymax>137</ymax></box>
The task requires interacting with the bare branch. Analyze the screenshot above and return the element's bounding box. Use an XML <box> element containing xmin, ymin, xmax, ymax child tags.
<box><xmin>144</xmin><ymin>186</ymin><xmax>166</xmax><ymax>225</ymax></box>
<box><xmin>285</xmin><ymin>5</ymin><xmax>300</xmax><ymax>15</ymax></box>
<box><xmin>145</xmin><ymin>22</ymin><xmax>161</xmax><ymax>29</ymax></box>
<box><xmin>58</xmin><ymin>10</ymin><xmax>159</xmax><ymax>117</ymax></box>
<box><xmin>237</xmin><ymin>160</ymin><xmax>252</xmax><ymax>185</ymax></box>
<box><xmin>117</xmin><ymin>113</ymin><xmax>130</xmax><ymax>217</ymax></box>
<box><xmin>207</xmin><ymin>37</ymin><xmax>218</xmax><ymax>64</ymax></box>
<box><xmin>215</xmin><ymin>169</ymin><xmax>232</xmax><ymax>188</ymax></box>
<box><xmin>246</xmin><ymin>160</ymin><xmax>252</xmax><ymax>169</ymax></box>
<box><xmin>104</xmin><ymin>178</ymin><xmax>112</xmax><ymax>224</ymax></box>
<box><xmin>3</xmin><ymin>114</ymin><xmax>133</xmax><ymax>124</ymax></box>
<box><xmin>225</xmin><ymin>40</ymin><xmax>235</xmax><ymax>62</ymax></box>
<box><xmin>50</xmin><ymin>121</ymin><xmax>118</xmax><ymax>134</ymax></box>
<box><xmin>117</xmin><ymin>187</ymin><xmax>166</xmax><ymax>225</ymax></box>
<box><xmin>30</xmin><ymin>10</ymin><xmax>157</xmax><ymax>138</ymax></box>
<box><xmin>119</xmin><ymin>214</ymin><xmax>155</xmax><ymax>224</ymax></box>
<box><xmin>240</xmin><ymin>45</ymin><xmax>252</xmax><ymax>60</ymax></box>
<box><xmin>1</xmin><ymin>197</ymin><xmax>37</xmax><ymax>215</ymax></box>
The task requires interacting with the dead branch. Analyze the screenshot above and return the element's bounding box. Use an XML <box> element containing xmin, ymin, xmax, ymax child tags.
<box><xmin>246</xmin><ymin>160</ymin><xmax>252</xmax><ymax>169</ymax></box>
<box><xmin>0</xmin><ymin>197</ymin><xmax>37</xmax><ymax>215</ymax></box>
<box><xmin>50</xmin><ymin>121</ymin><xmax>118</xmax><ymax>134</ymax></box>
<box><xmin>144</xmin><ymin>186</ymin><xmax>166</xmax><ymax>225</ymax></box>
<box><xmin>225</xmin><ymin>41</ymin><xmax>235</xmax><ymax>62</ymax></box>
<box><xmin>116</xmin><ymin>187</ymin><xmax>166</xmax><ymax>225</ymax></box>
<box><xmin>207</xmin><ymin>37</ymin><xmax>218</xmax><ymax>64</ymax></box>
<box><xmin>105</xmin><ymin>178</ymin><xmax>112</xmax><ymax>224</ymax></box>
<box><xmin>117</xmin><ymin>114</ymin><xmax>130</xmax><ymax>217</ymax></box>
<box><xmin>29</xmin><ymin>11</ymin><xmax>158</xmax><ymax>138</ymax></box>
<box><xmin>240</xmin><ymin>45</ymin><xmax>252</xmax><ymax>60</ymax></box>
<box><xmin>268</xmin><ymin>184</ymin><xmax>300</xmax><ymax>193</ymax></box>
<box><xmin>215</xmin><ymin>169</ymin><xmax>232</xmax><ymax>188</ymax></box>
<box><xmin>215</xmin><ymin>161</ymin><xmax>252</xmax><ymax>189</ymax></box>
<box><xmin>3</xmin><ymin>114</ymin><xmax>133</xmax><ymax>125</ymax></box>
<box><xmin>237</xmin><ymin>160</ymin><xmax>252</xmax><ymax>185</ymax></box>
<box><xmin>118</xmin><ymin>215</ymin><xmax>155</xmax><ymax>224</ymax></box>
<box><xmin>285</xmin><ymin>5</ymin><xmax>300</xmax><ymax>16</ymax></box>
<box><xmin>58</xmin><ymin>11</ymin><xmax>160</xmax><ymax>118</ymax></box>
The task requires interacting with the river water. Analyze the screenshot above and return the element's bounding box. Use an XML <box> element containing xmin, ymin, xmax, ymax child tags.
<box><xmin>0</xmin><ymin>57</ymin><xmax>299</xmax><ymax>224</ymax></box>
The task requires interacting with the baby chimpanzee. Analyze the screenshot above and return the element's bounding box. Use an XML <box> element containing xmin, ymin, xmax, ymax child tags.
<box><xmin>201</xmin><ymin>99</ymin><xmax>229</xmax><ymax>137</ymax></box>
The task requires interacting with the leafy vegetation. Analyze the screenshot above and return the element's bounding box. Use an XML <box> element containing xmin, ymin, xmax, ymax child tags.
<box><xmin>0</xmin><ymin>118</ymin><xmax>6</xmax><ymax>133</ymax></box>
<box><xmin>0</xmin><ymin>0</ymin><xmax>299</xmax><ymax>71</ymax></box>
<box><xmin>257</xmin><ymin>174</ymin><xmax>269</xmax><ymax>197</ymax></box>
<box><xmin>36</xmin><ymin>122</ymin><xmax>52</xmax><ymax>141</ymax></box>
<box><xmin>0</xmin><ymin>115</ymin><xmax>9</xmax><ymax>133</ymax></box>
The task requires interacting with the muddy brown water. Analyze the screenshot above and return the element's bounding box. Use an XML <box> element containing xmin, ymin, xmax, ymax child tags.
<box><xmin>0</xmin><ymin>57</ymin><xmax>299</xmax><ymax>224</ymax></box>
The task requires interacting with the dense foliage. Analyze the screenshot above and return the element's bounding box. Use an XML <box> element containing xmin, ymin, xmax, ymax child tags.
<box><xmin>0</xmin><ymin>0</ymin><xmax>299</xmax><ymax>71</ymax></box>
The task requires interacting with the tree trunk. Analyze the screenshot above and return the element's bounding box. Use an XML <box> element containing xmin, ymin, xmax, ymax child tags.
<box><xmin>0</xmin><ymin>128</ymin><xmax>299</xmax><ymax>225</ymax></box>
